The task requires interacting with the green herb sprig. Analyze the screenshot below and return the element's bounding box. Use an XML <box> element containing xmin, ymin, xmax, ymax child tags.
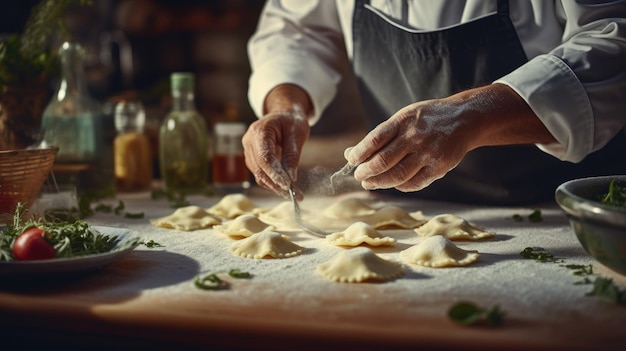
<box><xmin>448</xmin><ymin>301</ymin><xmax>505</xmax><ymax>326</ymax></box>
<box><xmin>599</xmin><ymin>179</ymin><xmax>626</xmax><ymax>208</ymax></box>
<box><xmin>194</xmin><ymin>269</ymin><xmax>252</xmax><ymax>291</ymax></box>
<box><xmin>512</xmin><ymin>209</ymin><xmax>543</xmax><ymax>222</ymax></box>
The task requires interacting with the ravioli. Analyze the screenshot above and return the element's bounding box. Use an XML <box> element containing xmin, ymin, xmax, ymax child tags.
<box><xmin>360</xmin><ymin>206</ymin><xmax>427</xmax><ymax>229</ymax></box>
<box><xmin>151</xmin><ymin>205</ymin><xmax>221</xmax><ymax>231</ymax></box>
<box><xmin>322</xmin><ymin>198</ymin><xmax>376</xmax><ymax>219</ymax></box>
<box><xmin>207</xmin><ymin>193</ymin><xmax>259</xmax><ymax>219</ymax></box>
<box><xmin>213</xmin><ymin>214</ymin><xmax>275</xmax><ymax>239</ymax></box>
<box><xmin>317</xmin><ymin>247</ymin><xmax>404</xmax><ymax>283</ymax></box>
<box><xmin>414</xmin><ymin>214</ymin><xmax>496</xmax><ymax>240</ymax></box>
<box><xmin>326</xmin><ymin>221</ymin><xmax>395</xmax><ymax>247</ymax></box>
<box><xmin>256</xmin><ymin>201</ymin><xmax>300</xmax><ymax>229</ymax></box>
<box><xmin>229</xmin><ymin>231</ymin><xmax>304</xmax><ymax>259</ymax></box>
<box><xmin>400</xmin><ymin>236</ymin><xmax>479</xmax><ymax>268</ymax></box>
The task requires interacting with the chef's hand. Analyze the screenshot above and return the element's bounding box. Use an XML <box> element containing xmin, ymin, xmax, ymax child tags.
<box><xmin>242</xmin><ymin>84</ymin><xmax>313</xmax><ymax>199</ymax></box>
<box><xmin>345</xmin><ymin>84</ymin><xmax>556</xmax><ymax>192</ymax></box>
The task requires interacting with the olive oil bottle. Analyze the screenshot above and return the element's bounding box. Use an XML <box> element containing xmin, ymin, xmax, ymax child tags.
<box><xmin>159</xmin><ymin>72</ymin><xmax>208</xmax><ymax>193</ymax></box>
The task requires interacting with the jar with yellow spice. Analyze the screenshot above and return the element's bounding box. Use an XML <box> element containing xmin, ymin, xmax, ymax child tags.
<box><xmin>114</xmin><ymin>101</ymin><xmax>152</xmax><ymax>192</ymax></box>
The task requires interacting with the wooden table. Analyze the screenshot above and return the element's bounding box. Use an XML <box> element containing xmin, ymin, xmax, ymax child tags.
<box><xmin>1</xmin><ymin>187</ymin><xmax>625</xmax><ymax>351</ymax></box>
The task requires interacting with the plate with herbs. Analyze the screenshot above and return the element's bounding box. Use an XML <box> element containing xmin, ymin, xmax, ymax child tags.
<box><xmin>0</xmin><ymin>222</ymin><xmax>142</xmax><ymax>277</ymax></box>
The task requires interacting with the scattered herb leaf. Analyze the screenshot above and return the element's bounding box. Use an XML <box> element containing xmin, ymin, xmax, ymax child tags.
<box><xmin>512</xmin><ymin>214</ymin><xmax>524</xmax><ymax>222</ymax></box>
<box><xmin>448</xmin><ymin>301</ymin><xmax>504</xmax><ymax>326</ymax></box>
<box><xmin>520</xmin><ymin>247</ymin><xmax>563</xmax><ymax>263</ymax></box>
<box><xmin>142</xmin><ymin>240</ymin><xmax>164</xmax><ymax>248</ymax></box>
<box><xmin>124</xmin><ymin>212</ymin><xmax>145</xmax><ymax>219</ymax></box>
<box><xmin>528</xmin><ymin>209</ymin><xmax>543</xmax><ymax>222</ymax></box>
<box><xmin>194</xmin><ymin>269</ymin><xmax>252</xmax><ymax>291</ymax></box>
<box><xmin>194</xmin><ymin>273</ymin><xmax>229</xmax><ymax>290</ymax></box>
<box><xmin>586</xmin><ymin>277</ymin><xmax>626</xmax><ymax>305</ymax></box>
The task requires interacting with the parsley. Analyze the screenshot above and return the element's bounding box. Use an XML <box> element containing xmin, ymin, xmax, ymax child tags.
<box><xmin>520</xmin><ymin>247</ymin><xmax>563</xmax><ymax>263</ymax></box>
<box><xmin>142</xmin><ymin>239</ymin><xmax>164</xmax><ymax>248</ymax></box>
<box><xmin>194</xmin><ymin>269</ymin><xmax>252</xmax><ymax>291</ymax></box>
<box><xmin>599</xmin><ymin>179</ymin><xmax>626</xmax><ymax>208</ymax></box>
<box><xmin>512</xmin><ymin>209</ymin><xmax>543</xmax><ymax>222</ymax></box>
<box><xmin>448</xmin><ymin>301</ymin><xmax>505</xmax><ymax>326</ymax></box>
<box><xmin>0</xmin><ymin>203</ymin><xmax>118</xmax><ymax>261</ymax></box>
<box><xmin>586</xmin><ymin>277</ymin><xmax>626</xmax><ymax>305</ymax></box>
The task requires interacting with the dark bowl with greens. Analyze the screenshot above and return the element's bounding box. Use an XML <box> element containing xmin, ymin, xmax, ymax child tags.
<box><xmin>556</xmin><ymin>175</ymin><xmax>626</xmax><ymax>276</ymax></box>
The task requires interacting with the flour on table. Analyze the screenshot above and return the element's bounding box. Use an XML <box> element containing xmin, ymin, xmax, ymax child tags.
<box><xmin>414</xmin><ymin>213</ymin><xmax>496</xmax><ymax>240</ymax></box>
<box><xmin>150</xmin><ymin>205</ymin><xmax>221</xmax><ymax>231</ymax></box>
<box><xmin>317</xmin><ymin>247</ymin><xmax>404</xmax><ymax>283</ymax></box>
<box><xmin>207</xmin><ymin>193</ymin><xmax>260</xmax><ymax>219</ymax></box>
<box><xmin>400</xmin><ymin>236</ymin><xmax>479</xmax><ymax>268</ymax></box>
<box><xmin>213</xmin><ymin>214</ymin><xmax>275</xmax><ymax>239</ymax></box>
<box><xmin>229</xmin><ymin>231</ymin><xmax>304</xmax><ymax>259</ymax></box>
<box><xmin>326</xmin><ymin>221</ymin><xmax>395</xmax><ymax>247</ymax></box>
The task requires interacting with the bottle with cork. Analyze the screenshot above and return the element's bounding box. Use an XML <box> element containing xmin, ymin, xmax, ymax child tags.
<box><xmin>159</xmin><ymin>72</ymin><xmax>209</xmax><ymax>194</ymax></box>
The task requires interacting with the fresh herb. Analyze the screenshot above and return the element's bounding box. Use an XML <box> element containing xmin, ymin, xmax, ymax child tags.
<box><xmin>528</xmin><ymin>209</ymin><xmax>543</xmax><ymax>222</ymax></box>
<box><xmin>599</xmin><ymin>179</ymin><xmax>626</xmax><ymax>208</ymax></box>
<box><xmin>194</xmin><ymin>273</ymin><xmax>229</xmax><ymax>290</ymax></box>
<box><xmin>114</xmin><ymin>200</ymin><xmax>125</xmax><ymax>215</ymax></box>
<box><xmin>523</xmin><ymin>247</ymin><xmax>626</xmax><ymax>305</ymax></box>
<box><xmin>194</xmin><ymin>269</ymin><xmax>252</xmax><ymax>291</ymax></box>
<box><xmin>142</xmin><ymin>239</ymin><xmax>164</xmax><ymax>248</ymax></box>
<box><xmin>563</xmin><ymin>264</ymin><xmax>594</xmax><ymax>285</ymax></box>
<box><xmin>0</xmin><ymin>203</ymin><xmax>118</xmax><ymax>261</ymax></box>
<box><xmin>512</xmin><ymin>209</ymin><xmax>543</xmax><ymax>222</ymax></box>
<box><xmin>586</xmin><ymin>277</ymin><xmax>626</xmax><ymax>305</ymax></box>
<box><xmin>448</xmin><ymin>301</ymin><xmax>505</xmax><ymax>326</ymax></box>
<box><xmin>520</xmin><ymin>247</ymin><xmax>563</xmax><ymax>263</ymax></box>
<box><xmin>95</xmin><ymin>203</ymin><xmax>112</xmax><ymax>213</ymax></box>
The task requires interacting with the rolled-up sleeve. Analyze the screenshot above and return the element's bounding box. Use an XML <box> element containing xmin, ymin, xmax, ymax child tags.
<box><xmin>496</xmin><ymin>1</ymin><xmax>626</xmax><ymax>163</ymax></box>
<box><xmin>247</xmin><ymin>0</ymin><xmax>347</xmax><ymax>125</ymax></box>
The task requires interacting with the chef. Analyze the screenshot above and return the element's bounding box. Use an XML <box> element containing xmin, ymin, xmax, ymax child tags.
<box><xmin>242</xmin><ymin>0</ymin><xmax>626</xmax><ymax>205</ymax></box>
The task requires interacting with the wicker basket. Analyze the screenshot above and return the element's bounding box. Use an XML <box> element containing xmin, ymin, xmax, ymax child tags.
<box><xmin>0</xmin><ymin>147</ymin><xmax>58</xmax><ymax>218</ymax></box>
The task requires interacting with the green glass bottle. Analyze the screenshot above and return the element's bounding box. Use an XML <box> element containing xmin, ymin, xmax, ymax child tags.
<box><xmin>159</xmin><ymin>72</ymin><xmax>208</xmax><ymax>193</ymax></box>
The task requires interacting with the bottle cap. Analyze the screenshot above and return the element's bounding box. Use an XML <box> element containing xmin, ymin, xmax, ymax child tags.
<box><xmin>215</xmin><ymin>122</ymin><xmax>247</xmax><ymax>136</ymax></box>
<box><xmin>171</xmin><ymin>72</ymin><xmax>194</xmax><ymax>92</ymax></box>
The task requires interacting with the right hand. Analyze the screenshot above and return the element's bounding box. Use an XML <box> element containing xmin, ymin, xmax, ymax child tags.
<box><xmin>242</xmin><ymin>107</ymin><xmax>310</xmax><ymax>199</ymax></box>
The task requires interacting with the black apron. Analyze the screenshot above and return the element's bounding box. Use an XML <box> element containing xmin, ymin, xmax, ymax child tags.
<box><xmin>352</xmin><ymin>0</ymin><xmax>626</xmax><ymax>205</ymax></box>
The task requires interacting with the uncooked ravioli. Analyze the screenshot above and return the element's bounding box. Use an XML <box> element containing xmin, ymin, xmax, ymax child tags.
<box><xmin>414</xmin><ymin>214</ymin><xmax>496</xmax><ymax>240</ymax></box>
<box><xmin>213</xmin><ymin>214</ymin><xmax>275</xmax><ymax>239</ymax></box>
<box><xmin>151</xmin><ymin>205</ymin><xmax>221</xmax><ymax>231</ymax></box>
<box><xmin>326</xmin><ymin>221</ymin><xmax>395</xmax><ymax>247</ymax></box>
<box><xmin>207</xmin><ymin>193</ymin><xmax>259</xmax><ymax>219</ymax></box>
<box><xmin>322</xmin><ymin>198</ymin><xmax>376</xmax><ymax>219</ymax></box>
<box><xmin>360</xmin><ymin>206</ymin><xmax>427</xmax><ymax>229</ymax></box>
<box><xmin>317</xmin><ymin>247</ymin><xmax>404</xmax><ymax>283</ymax></box>
<box><xmin>229</xmin><ymin>231</ymin><xmax>304</xmax><ymax>259</ymax></box>
<box><xmin>400</xmin><ymin>236</ymin><xmax>479</xmax><ymax>268</ymax></box>
<box><xmin>256</xmin><ymin>201</ymin><xmax>300</xmax><ymax>229</ymax></box>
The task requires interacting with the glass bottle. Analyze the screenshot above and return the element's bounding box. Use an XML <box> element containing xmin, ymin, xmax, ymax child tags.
<box><xmin>41</xmin><ymin>42</ymin><xmax>114</xmax><ymax>198</ymax></box>
<box><xmin>212</xmin><ymin>122</ymin><xmax>250</xmax><ymax>194</ymax></box>
<box><xmin>114</xmin><ymin>101</ymin><xmax>152</xmax><ymax>192</ymax></box>
<box><xmin>159</xmin><ymin>72</ymin><xmax>209</xmax><ymax>193</ymax></box>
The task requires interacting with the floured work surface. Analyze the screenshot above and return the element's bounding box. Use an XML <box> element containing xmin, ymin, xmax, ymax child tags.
<box><xmin>1</xmin><ymin>188</ymin><xmax>625</xmax><ymax>351</ymax></box>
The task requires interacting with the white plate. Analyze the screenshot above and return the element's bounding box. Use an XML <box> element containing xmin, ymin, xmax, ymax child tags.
<box><xmin>0</xmin><ymin>226</ymin><xmax>141</xmax><ymax>277</ymax></box>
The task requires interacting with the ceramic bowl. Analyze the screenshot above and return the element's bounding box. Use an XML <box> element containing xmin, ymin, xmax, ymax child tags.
<box><xmin>555</xmin><ymin>175</ymin><xmax>626</xmax><ymax>276</ymax></box>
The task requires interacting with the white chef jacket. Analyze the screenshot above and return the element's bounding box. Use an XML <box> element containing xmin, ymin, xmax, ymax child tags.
<box><xmin>247</xmin><ymin>0</ymin><xmax>626</xmax><ymax>163</ymax></box>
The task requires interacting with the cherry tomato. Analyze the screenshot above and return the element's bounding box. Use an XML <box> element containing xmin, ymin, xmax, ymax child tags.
<box><xmin>12</xmin><ymin>227</ymin><xmax>55</xmax><ymax>261</ymax></box>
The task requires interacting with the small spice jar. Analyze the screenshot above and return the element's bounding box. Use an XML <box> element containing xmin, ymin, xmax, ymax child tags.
<box><xmin>114</xmin><ymin>101</ymin><xmax>153</xmax><ymax>192</ymax></box>
<box><xmin>212</xmin><ymin>122</ymin><xmax>250</xmax><ymax>194</ymax></box>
